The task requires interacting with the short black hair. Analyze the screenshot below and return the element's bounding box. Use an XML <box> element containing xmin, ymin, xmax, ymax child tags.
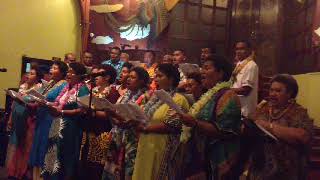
<box><xmin>157</xmin><ymin>64</ymin><xmax>181</xmax><ymax>88</ymax></box>
<box><xmin>52</xmin><ymin>60</ymin><xmax>68</xmax><ymax>78</ymax></box>
<box><xmin>174</xmin><ymin>49</ymin><xmax>185</xmax><ymax>55</ymax></box>
<box><xmin>270</xmin><ymin>74</ymin><xmax>299</xmax><ymax>99</ymax></box>
<box><xmin>111</xmin><ymin>46</ymin><xmax>121</xmax><ymax>53</ymax></box>
<box><xmin>202</xmin><ymin>46</ymin><xmax>216</xmax><ymax>53</ymax></box>
<box><xmin>187</xmin><ymin>72</ymin><xmax>202</xmax><ymax>84</ymax></box>
<box><xmin>236</xmin><ymin>40</ymin><xmax>252</xmax><ymax>49</ymax></box>
<box><xmin>205</xmin><ymin>55</ymin><xmax>233</xmax><ymax>82</ymax></box>
<box><xmin>122</xmin><ymin>62</ymin><xmax>133</xmax><ymax>70</ymax></box>
<box><xmin>69</xmin><ymin>62</ymin><xmax>87</xmax><ymax>76</ymax></box>
<box><xmin>99</xmin><ymin>64</ymin><xmax>117</xmax><ymax>84</ymax></box>
<box><xmin>131</xmin><ymin>67</ymin><xmax>150</xmax><ymax>88</ymax></box>
<box><xmin>30</xmin><ymin>63</ymin><xmax>44</xmax><ymax>82</ymax></box>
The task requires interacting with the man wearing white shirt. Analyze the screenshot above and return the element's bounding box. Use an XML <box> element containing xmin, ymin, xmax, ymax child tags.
<box><xmin>231</xmin><ymin>41</ymin><xmax>259</xmax><ymax>117</ymax></box>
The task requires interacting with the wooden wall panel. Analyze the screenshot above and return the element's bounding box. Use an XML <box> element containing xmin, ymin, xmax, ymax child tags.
<box><xmin>160</xmin><ymin>0</ymin><xmax>231</xmax><ymax>63</ymax></box>
<box><xmin>229</xmin><ymin>0</ymin><xmax>281</xmax><ymax>75</ymax></box>
<box><xmin>281</xmin><ymin>0</ymin><xmax>316</xmax><ymax>74</ymax></box>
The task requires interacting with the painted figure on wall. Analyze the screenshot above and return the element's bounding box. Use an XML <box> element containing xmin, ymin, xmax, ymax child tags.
<box><xmin>88</xmin><ymin>0</ymin><xmax>179</xmax><ymax>49</ymax></box>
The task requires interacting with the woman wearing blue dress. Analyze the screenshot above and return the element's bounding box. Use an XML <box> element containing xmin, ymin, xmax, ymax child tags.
<box><xmin>29</xmin><ymin>61</ymin><xmax>68</xmax><ymax>180</ymax></box>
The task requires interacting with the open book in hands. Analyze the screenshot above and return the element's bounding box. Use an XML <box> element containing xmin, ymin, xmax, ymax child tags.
<box><xmin>26</xmin><ymin>89</ymin><xmax>47</xmax><ymax>104</ymax></box>
<box><xmin>242</xmin><ymin>118</ymin><xmax>278</xmax><ymax>141</ymax></box>
<box><xmin>154</xmin><ymin>89</ymin><xmax>185</xmax><ymax>114</ymax></box>
<box><xmin>114</xmin><ymin>103</ymin><xmax>149</xmax><ymax>125</ymax></box>
<box><xmin>77</xmin><ymin>95</ymin><xmax>115</xmax><ymax>111</ymax></box>
<box><xmin>5</xmin><ymin>89</ymin><xmax>26</xmax><ymax>104</ymax></box>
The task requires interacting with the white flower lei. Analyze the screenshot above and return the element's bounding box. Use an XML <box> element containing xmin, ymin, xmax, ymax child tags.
<box><xmin>180</xmin><ymin>81</ymin><xmax>231</xmax><ymax>143</ymax></box>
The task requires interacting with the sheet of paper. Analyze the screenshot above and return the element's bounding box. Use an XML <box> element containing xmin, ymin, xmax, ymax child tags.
<box><xmin>256</xmin><ymin>123</ymin><xmax>278</xmax><ymax>141</ymax></box>
<box><xmin>154</xmin><ymin>90</ymin><xmax>185</xmax><ymax>114</ymax></box>
<box><xmin>5</xmin><ymin>89</ymin><xmax>26</xmax><ymax>104</ymax></box>
<box><xmin>94</xmin><ymin>97</ymin><xmax>115</xmax><ymax>110</ymax></box>
<box><xmin>126</xmin><ymin>103</ymin><xmax>149</xmax><ymax>124</ymax></box>
<box><xmin>242</xmin><ymin>119</ymin><xmax>278</xmax><ymax>141</ymax></box>
<box><xmin>27</xmin><ymin>89</ymin><xmax>46</xmax><ymax>100</ymax></box>
<box><xmin>41</xmin><ymin>79</ymin><xmax>50</xmax><ymax>87</ymax></box>
<box><xmin>114</xmin><ymin>103</ymin><xmax>149</xmax><ymax>123</ymax></box>
<box><xmin>77</xmin><ymin>96</ymin><xmax>115</xmax><ymax>111</ymax></box>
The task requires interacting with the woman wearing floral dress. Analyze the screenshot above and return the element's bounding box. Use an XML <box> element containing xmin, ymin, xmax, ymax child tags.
<box><xmin>42</xmin><ymin>62</ymin><xmax>89</xmax><ymax>180</ymax></box>
<box><xmin>79</xmin><ymin>64</ymin><xmax>119</xmax><ymax>180</ymax></box>
<box><xmin>6</xmin><ymin>64</ymin><xmax>43</xmax><ymax>179</ymax></box>
<box><xmin>247</xmin><ymin>74</ymin><xmax>313</xmax><ymax>180</ymax></box>
<box><xmin>102</xmin><ymin>67</ymin><xmax>150</xmax><ymax>180</ymax></box>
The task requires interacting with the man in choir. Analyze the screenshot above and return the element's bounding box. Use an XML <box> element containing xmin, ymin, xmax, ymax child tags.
<box><xmin>143</xmin><ymin>50</ymin><xmax>157</xmax><ymax>78</ymax></box>
<box><xmin>162</xmin><ymin>54</ymin><xmax>173</xmax><ymax>64</ymax></box>
<box><xmin>102</xmin><ymin>46</ymin><xmax>124</xmax><ymax>79</ymax></box>
<box><xmin>120</xmin><ymin>52</ymin><xmax>130</xmax><ymax>63</ymax></box>
<box><xmin>172</xmin><ymin>49</ymin><xmax>187</xmax><ymax>84</ymax></box>
<box><xmin>64</xmin><ymin>52</ymin><xmax>76</xmax><ymax>64</ymax></box>
<box><xmin>200</xmin><ymin>47</ymin><xmax>214</xmax><ymax>64</ymax></box>
<box><xmin>231</xmin><ymin>40</ymin><xmax>259</xmax><ymax>117</ymax></box>
<box><xmin>172</xmin><ymin>49</ymin><xmax>186</xmax><ymax>68</ymax></box>
<box><xmin>83</xmin><ymin>52</ymin><xmax>94</xmax><ymax>73</ymax></box>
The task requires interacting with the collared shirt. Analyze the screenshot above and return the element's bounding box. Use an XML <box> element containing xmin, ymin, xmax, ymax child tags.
<box><xmin>231</xmin><ymin>58</ymin><xmax>259</xmax><ymax>117</ymax></box>
<box><xmin>101</xmin><ymin>59</ymin><xmax>125</xmax><ymax>79</ymax></box>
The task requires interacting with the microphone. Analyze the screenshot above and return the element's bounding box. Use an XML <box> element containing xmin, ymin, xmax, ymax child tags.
<box><xmin>0</xmin><ymin>68</ymin><xmax>7</xmax><ymax>72</ymax></box>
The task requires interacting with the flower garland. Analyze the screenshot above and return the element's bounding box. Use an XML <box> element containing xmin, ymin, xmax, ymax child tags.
<box><xmin>230</xmin><ymin>55</ymin><xmax>253</xmax><ymax>83</ymax></box>
<box><xmin>189</xmin><ymin>81</ymin><xmax>231</xmax><ymax>117</ymax></box>
<box><xmin>55</xmin><ymin>83</ymin><xmax>84</xmax><ymax>109</ymax></box>
<box><xmin>119</xmin><ymin>88</ymin><xmax>146</xmax><ymax>104</ymax></box>
<box><xmin>92</xmin><ymin>85</ymin><xmax>112</xmax><ymax>99</ymax></box>
<box><xmin>180</xmin><ymin>81</ymin><xmax>231</xmax><ymax>143</ymax></box>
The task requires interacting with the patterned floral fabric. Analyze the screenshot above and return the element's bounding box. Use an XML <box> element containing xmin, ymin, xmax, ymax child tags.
<box><xmin>248</xmin><ymin>101</ymin><xmax>313</xmax><ymax>180</ymax></box>
<box><xmin>42</xmin><ymin>83</ymin><xmax>89</xmax><ymax>179</ymax></box>
<box><xmin>29</xmin><ymin>80</ymin><xmax>67</xmax><ymax>167</ymax></box>
<box><xmin>79</xmin><ymin>84</ymin><xmax>119</xmax><ymax>179</ymax></box>
<box><xmin>102</xmin><ymin>89</ymin><xmax>148</xmax><ymax>180</ymax></box>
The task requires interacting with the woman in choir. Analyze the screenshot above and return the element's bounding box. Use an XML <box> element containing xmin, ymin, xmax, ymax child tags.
<box><xmin>79</xmin><ymin>64</ymin><xmax>119</xmax><ymax>180</ymax></box>
<box><xmin>132</xmin><ymin>64</ymin><xmax>190</xmax><ymax>180</ymax></box>
<box><xmin>42</xmin><ymin>62</ymin><xmax>89</xmax><ymax>180</ymax></box>
<box><xmin>102</xmin><ymin>67</ymin><xmax>150</xmax><ymax>180</ymax></box>
<box><xmin>162</xmin><ymin>54</ymin><xmax>173</xmax><ymax>64</ymax></box>
<box><xmin>185</xmin><ymin>72</ymin><xmax>206</xmax><ymax>102</ymax></box>
<box><xmin>6</xmin><ymin>64</ymin><xmax>43</xmax><ymax>179</ymax></box>
<box><xmin>179</xmin><ymin>56</ymin><xmax>242</xmax><ymax>180</ymax></box>
<box><xmin>247</xmin><ymin>74</ymin><xmax>313</xmax><ymax>180</ymax></box>
<box><xmin>29</xmin><ymin>61</ymin><xmax>68</xmax><ymax>180</ymax></box>
<box><xmin>115</xmin><ymin>62</ymin><xmax>133</xmax><ymax>100</ymax></box>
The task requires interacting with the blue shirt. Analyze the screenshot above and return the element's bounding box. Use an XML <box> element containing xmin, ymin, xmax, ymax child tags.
<box><xmin>101</xmin><ymin>59</ymin><xmax>125</xmax><ymax>79</ymax></box>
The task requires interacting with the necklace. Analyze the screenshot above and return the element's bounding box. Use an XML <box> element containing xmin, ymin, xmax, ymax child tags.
<box><xmin>268</xmin><ymin>101</ymin><xmax>295</xmax><ymax>121</ymax></box>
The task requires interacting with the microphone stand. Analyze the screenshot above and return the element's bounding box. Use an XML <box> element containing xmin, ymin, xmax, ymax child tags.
<box><xmin>88</xmin><ymin>75</ymin><xmax>95</xmax><ymax>112</ymax></box>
